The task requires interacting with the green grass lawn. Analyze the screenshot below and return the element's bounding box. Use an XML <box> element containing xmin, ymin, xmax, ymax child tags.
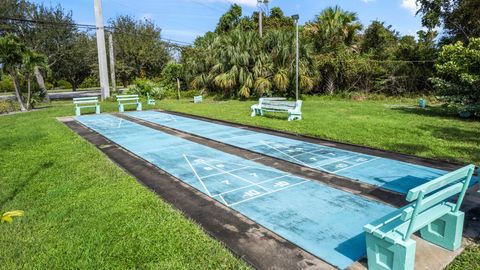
<box><xmin>159</xmin><ymin>96</ymin><xmax>480</xmax><ymax>165</ymax></box>
<box><xmin>0</xmin><ymin>103</ymin><xmax>249</xmax><ymax>269</ymax></box>
<box><xmin>0</xmin><ymin>96</ymin><xmax>478</xmax><ymax>269</ymax></box>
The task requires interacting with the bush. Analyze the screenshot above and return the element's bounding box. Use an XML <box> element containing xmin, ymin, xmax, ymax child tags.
<box><xmin>0</xmin><ymin>75</ymin><xmax>14</xmax><ymax>92</ymax></box>
<box><xmin>431</xmin><ymin>38</ymin><xmax>480</xmax><ymax>116</ymax></box>
<box><xmin>78</xmin><ymin>76</ymin><xmax>99</xmax><ymax>89</ymax></box>
<box><xmin>54</xmin><ymin>80</ymin><xmax>72</xmax><ymax>90</ymax></box>
<box><xmin>0</xmin><ymin>99</ymin><xmax>16</xmax><ymax>114</ymax></box>
<box><xmin>127</xmin><ymin>78</ymin><xmax>166</xmax><ymax>99</ymax></box>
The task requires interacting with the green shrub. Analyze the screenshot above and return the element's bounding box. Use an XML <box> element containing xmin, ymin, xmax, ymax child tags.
<box><xmin>0</xmin><ymin>75</ymin><xmax>14</xmax><ymax>92</ymax></box>
<box><xmin>78</xmin><ymin>76</ymin><xmax>99</xmax><ymax>89</ymax></box>
<box><xmin>54</xmin><ymin>80</ymin><xmax>72</xmax><ymax>90</ymax></box>
<box><xmin>127</xmin><ymin>78</ymin><xmax>165</xmax><ymax>99</ymax></box>
<box><xmin>0</xmin><ymin>99</ymin><xmax>16</xmax><ymax>114</ymax></box>
<box><xmin>431</xmin><ymin>37</ymin><xmax>480</xmax><ymax>116</ymax></box>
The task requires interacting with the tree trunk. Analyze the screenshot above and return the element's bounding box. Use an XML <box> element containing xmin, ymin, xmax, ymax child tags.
<box><xmin>176</xmin><ymin>78</ymin><xmax>181</xmax><ymax>100</ymax></box>
<box><xmin>27</xmin><ymin>76</ymin><xmax>32</xmax><ymax>110</ymax></box>
<box><xmin>72</xmin><ymin>82</ymin><xmax>77</xmax><ymax>92</ymax></box>
<box><xmin>10</xmin><ymin>71</ymin><xmax>27</xmax><ymax>112</ymax></box>
<box><xmin>34</xmin><ymin>66</ymin><xmax>50</xmax><ymax>102</ymax></box>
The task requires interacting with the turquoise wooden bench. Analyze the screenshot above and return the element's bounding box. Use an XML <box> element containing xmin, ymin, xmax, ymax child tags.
<box><xmin>147</xmin><ymin>93</ymin><xmax>156</xmax><ymax>105</ymax></box>
<box><xmin>193</xmin><ymin>95</ymin><xmax>203</xmax><ymax>103</ymax></box>
<box><xmin>364</xmin><ymin>164</ymin><xmax>475</xmax><ymax>270</ymax></box>
<box><xmin>116</xmin><ymin>95</ymin><xmax>142</xmax><ymax>112</ymax></box>
<box><xmin>73</xmin><ymin>97</ymin><xmax>100</xmax><ymax>116</ymax></box>
<box><xmin>251</xmin><ymin>98</ymin><xmax>302</xmax><ymax>121</ymax></box>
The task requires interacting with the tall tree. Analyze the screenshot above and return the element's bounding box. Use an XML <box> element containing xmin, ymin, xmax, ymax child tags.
<box><xmin>52</xmin><ymin>33</ymin><xmax>95</xmax><ymax>91</ymax></box>
<box><xmin>21</xmin><ymin>49</ymin><xmax>48</xmax><ymax>109</ymax></box>
<box><xmin>110</xmin><ymin>15</ymin><xmax>171</xmax><ymax>87</ymax></box>
<box><xmin>304</xmin><ymin>6</ymin><xmax>362</xmax><ymax>53</ymax></box>
<box><xmin>0</xmin><ymin>35</ymin><xmax>28</xmax><ymax>111</ymax></box>
<box><xmin>361</xmin><ymin>21</ymin><xmax>398</xmax><ymax>60</ymax></box>
<box><xmin>215</xmin><ymin>4</ymin><xmax>243</xmax><ymax>33</ymax></box>
<box><xmin>417</xmin><ymin>0</ymin><xmax>480</xmax><ymax>43</ymax></box>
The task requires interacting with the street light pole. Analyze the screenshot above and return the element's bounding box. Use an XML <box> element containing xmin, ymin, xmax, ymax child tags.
<box><xmin>292</xmin><ymin>14</ymin><xmax>300</xmax><ymax>101</ymax></box>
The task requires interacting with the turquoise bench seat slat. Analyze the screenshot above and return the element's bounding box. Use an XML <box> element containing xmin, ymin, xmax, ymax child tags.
<box><xmin>116</xmin><ymin>94</ymin><xmax>142</xmax><ymax>112</ymax></box>
<box><xmin>251</xmin><ymin>97</ymin><xmax>302</xmax><ymax>121</ymax></box>
<box><xmin>73</xmin><ymin>97</ymin><xmax>100</xmax><ymax>116</ymax></box>
<box><xmin>364</xmin><ymin>164</ymin><xmax>475</xmax><ymax>270</ymax></box>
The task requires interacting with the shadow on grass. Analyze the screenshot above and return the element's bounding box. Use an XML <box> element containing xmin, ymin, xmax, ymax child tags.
<box><xmin>388</xmin><ymin>143</ymin><xmax>431</xmax><ymax>156</ymax></box>
<box><xmin>391</xmin><ymin>106</ymin><xmax>479</xmax><ymax>122</ymax></box>
<box><xmin>426</xmin><ymin>125</ymin><xmax>480</xmax><ymax>145</ymax></box>
<box><xmin>0</xmin><ymin>161</ymin><xmax>54</xmax><ymax>208</ymax></box>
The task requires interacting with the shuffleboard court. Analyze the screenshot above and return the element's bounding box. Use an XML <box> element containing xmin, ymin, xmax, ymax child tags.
<box><xmin>76</xmin><ymin>114</ymin><xmax>394</xmax><ymax>269</ymax></box>
<box><xmin>126</xmin><ymin>111</ymin><xmax>447</xmax><ymax>194</ymax></box>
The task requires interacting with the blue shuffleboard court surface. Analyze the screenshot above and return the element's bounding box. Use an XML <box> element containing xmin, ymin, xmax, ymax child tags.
<box><xmin>126</xmin><ymin>111</ymin><xmax>448</xmax><ymax>194</ymax></box>
<box><xmin>76</xmin><ymin>114</ymin><xmax>394</xmax><ymax>269</ymax></box>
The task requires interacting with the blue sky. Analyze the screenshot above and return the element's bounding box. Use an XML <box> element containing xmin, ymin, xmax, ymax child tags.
<box><xmin>31</xmin><ymin>0</ymin><xmax>423</xmax><ymax>44</ymax></box>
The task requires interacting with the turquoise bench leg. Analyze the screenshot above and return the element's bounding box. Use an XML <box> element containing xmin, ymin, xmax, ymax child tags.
<box><xmin>420</xmin><ymin>211</ymin><xmax>464</xmax><ymax>251</ymax></box>
<box><xmin>288</xmin><ymin>113</ymin><xmax>302</xmax><ymax>121</ymax></box>
<box><xmin>119</xmin><ymin>104</ymin><xmax>124</xmax><ymax>113</ymax></box>
<box><xmin>366</xmin><ymin>233</ymin><xmax>416</xmax><ymax>270</ymax></box>
<box><xmin>75</xmin><ymin>107</ymin><xmax>81</xmax><ymax>116</ymax></box>
<box><xmin>136</xmin><ymin>102</ymin><xmax>142</xmax><ymax>111</ymax></box>
<box><xmin>95</xmin><ymin>105</ymin><xmax>101</xmax><ymax>114</ymax></box>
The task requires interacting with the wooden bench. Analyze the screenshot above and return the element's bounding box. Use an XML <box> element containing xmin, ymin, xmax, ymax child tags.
<box><xmin>73</xmin><ymin>97</ymin><xmax>100</xmax><ymax>116</ymax></box>
<box><xmin>251</xmin><ymin>97</ymin><xmax>302</xmax><ymax>121</ymax></box>
<box><xmin>116</xmin><ymin>95</ymin><xmax>142</xmax><ymax>112</ymax></box>
<box><xmin>193</xmin><ymin>95</ymin><xmax>203</xmax><ymax>103</ymax></box>
<box><xmin>147</xmin><ymin>93</ymin><xmax>156</xmax><ymax>105</ymax></box>
<box><xmin>364</xmin><ymin>164</ymin><xmax>475</xmax><ymax>270</ymax></box>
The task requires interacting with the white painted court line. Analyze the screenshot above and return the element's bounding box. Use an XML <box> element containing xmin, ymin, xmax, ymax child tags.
<box><xmin>183</xmin><ymin>154</ymin><xmax>212</xmax><ymax>197</ymax></box>
<box><xmin>201</xmin><ymin>166</ymin><xmax>252</xmax><ymax>179</ymax></box>
<box><xmin>217</xmin><ymin>194</ymin><xmax>229</xmax><ymax>205</ymax></box>
<box><xmin>331</xmin><ymin>157</ymin><xmax>381</xmax><ymax>173</ymax></box>
<box><xmin>227</xmin><ymin>180</ymin><xmax>310</xmax><ymax>207</ymax></box>
<box><xmin>217</xmin><ymin>175</ymin><xmax>289</xmax><ymax>196</ymax></box>
<box><xmin>260</xmin><ymin>141</ymin><xmax>310</xmax><ymax>167</ymax></box>
<box><xmin>196</xmin><ymin>160</ymin><xmax>271</xmax><ymax>192</ymax></box>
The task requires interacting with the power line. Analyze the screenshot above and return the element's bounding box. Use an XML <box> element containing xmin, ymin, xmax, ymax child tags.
<box><xmin>0</xmin><ymin>16</ymin><xmax>193</xmax><ymax>46</ymax></box>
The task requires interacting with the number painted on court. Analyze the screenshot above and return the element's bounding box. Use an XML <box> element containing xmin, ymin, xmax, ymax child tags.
<box><xmin>243</xmin><ymin>190</ymin><xmax>261</xmax><ymax>198</ymax></box>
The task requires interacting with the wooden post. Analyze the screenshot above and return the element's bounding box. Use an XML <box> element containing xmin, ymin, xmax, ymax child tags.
<box><xmin>176</xmin><ymin>78</ymin><xmax>181</xmax><ymax>100</ymax></box>
<box><xmin>108</xmin><ymin>33</ymin><xmax>117</xmax><ymax>93</ymax></box>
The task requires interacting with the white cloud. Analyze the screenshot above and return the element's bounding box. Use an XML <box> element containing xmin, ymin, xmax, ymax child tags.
<box><xmin>401</xmin><ymin>0</ymin><xmax>419</xmax><ymax>14</ymax></box>
<box><xmin>361</xmin><ymin>0</ymin><xmax>375</xmax><ymax>3</ymax></box>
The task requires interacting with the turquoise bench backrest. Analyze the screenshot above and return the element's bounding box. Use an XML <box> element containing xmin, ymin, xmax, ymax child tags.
<box><xmin>400</xmin><ymin>164</ymin><xmax>475</xmax><ymax>240</ymax></box>
<box><xmin>73</xmin><ymin>97</ymin><xmax>98</xmax><ymax>104</ymax></box>
<box><xmin>116</xmin><ymin>95</ymin><xmax>139</xmax><ymax>102</ymax></box>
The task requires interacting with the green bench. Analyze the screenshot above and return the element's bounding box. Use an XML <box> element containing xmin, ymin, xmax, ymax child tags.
<box><xmin>364</xmin><ymin>164</ymin><xmax>475</xmax><ymax>270</ymax></box>
<box><xmin>73</xmin><ymin>97</ymin><xmax>100</xmax><ymax>116</ymax></box>
<box><xmin>251</xmin><ymin>97</ymin><xmax>302</xmax><ymax>121</ymax></box>
<box><xmin>116</xmin><ymin>95</ymin><xmax>142</xmax><ymax>112</ymax></box>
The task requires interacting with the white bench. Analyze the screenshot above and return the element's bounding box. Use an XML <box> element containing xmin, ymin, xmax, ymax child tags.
<box><xmin>193</xmin><ymin>96</ymin><xmax>203</xmax><ymax>103</ymax></box>
<box><xmin>251</xmin><ymin>98</ymin><xmax>302</xmax><ymax>121</ymax></box>
<box><xmin>147</xmin><ymin>93</ymin><xmax>156</xmax><ymax>105</ymax></box>
<box><xmin>116</xmin><ymin>95</ymin><xmax>142</xmax><ymax>112</ymax></box>
<box><xmin>73</xmin><ymin>97</ymin><xmax>100</xmax><ymax>116</ymax></box>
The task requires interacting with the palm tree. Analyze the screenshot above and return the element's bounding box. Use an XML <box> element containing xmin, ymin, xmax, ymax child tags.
<box><xmin>304</xmin><ymin>6</ymin><xmax>362</xmax><ymax>94</ymax></box>
<box><xmin>0</xmin><ymin>34</ymin><xmax>28</xmax><ymax>111</ymax></box>
<box><xmin>22</xmin><ymin>50</ymin><xmax>48</xmax><ymax>109</ymax></box>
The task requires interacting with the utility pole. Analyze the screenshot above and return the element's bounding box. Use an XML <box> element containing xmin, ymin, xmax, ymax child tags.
<box><xmin>108</xmin><ymin>32</ymin><xmax>117</xmax><ymax>94</ymax></box>
<box><xmin>257</xmin><ymin>0</ymin><xmax>269</xmax><ymax>38</ymax></box>
<box><xmin>292</xmin><ymin>14</ymin><xmax>300</xmax><ymax>101</ymax></box>
<box><xmin>94</xmin><ymin>0</ymin><xmax>110</xmax><ymax>100</ymax></box>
